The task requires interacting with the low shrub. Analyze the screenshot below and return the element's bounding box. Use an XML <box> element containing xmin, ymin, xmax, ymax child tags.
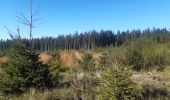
<box><xmin>98</xmin><ymin>52</ymin><xmax>112</xmax><ymax>70</ymax></box>
<box><xmin>125</xmin><ymin>39</ymin><xmax>170</xmax><ymax>70</ymax></box>
<box><xmin>142</xmin><ymin>45</ymin><xmax>170</xmax><ymax>70</ymax></box>
<box><xmin>137</xmin><ymin>84</ymin><xmax>170</xmax><ymax>100</ymax></box>
<box><xmin>48</xmin><ymin>57</ymin><xmax>67</xmax><ymax>87</ymax></box>
<box><xmin>108</xmin><ymin>46</ymin><xmax>127</xmax><ymax>65</ymax></box>
<box><xmin>125</xmin><ymin>42</ymin><xmax>144</xmax><ymax>71</ymax></box>
<box><xmin>79</xmin><ymin>52</ymin><xmax>96</xmax><ymax>71</ymax></box>
<box><xmin>71</xmin><ymin>73</ymin><xmax>98</xmax><ymax>100</ymax></box>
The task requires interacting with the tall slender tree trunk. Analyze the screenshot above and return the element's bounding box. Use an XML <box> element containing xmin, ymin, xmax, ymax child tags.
<box><xmin>29</xmin><ymin>0</ymin><xmax>33</xmax><ymax>49</ymax></box>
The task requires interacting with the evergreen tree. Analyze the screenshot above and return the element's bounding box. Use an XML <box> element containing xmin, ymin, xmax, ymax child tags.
<box><xmin>1</xmin><ymin>28</ymin><xmax>170</xmax><ymax>51</ymax></box>
<box><xmin>48</xmin><ymin>55</ymin><xmax>66</xmax><ymax>87</ymax></box>
<box><xmin>99</xmin><ymin>64</ymin><xmax>137</xmax><ymax>100</ymax></box>
<box><xmin>125</xmin><ymin>42</ymin><xmax>144</xmax><ymax>71</ymax></box>
<box><xmin>0</xmin><ymin>44</ymin><xmax>52</xmax><ymax>94</ymax></box>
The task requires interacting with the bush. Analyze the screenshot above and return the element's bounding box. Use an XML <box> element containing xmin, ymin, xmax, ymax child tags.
<box><xmin>125</xmin><ymin>38</ymin><xmax>170</xmax><ymax>70</ymax></box>
<box><xmin>79</xmin><ymin>52</ymin><xmax>96</xmax><ymax>71</ymax></box>
<box><xmin>142</xmin><ymin>45</ymin><xmax>170</xmax><ymax>70</ymax></box>
<box><xmin>71</xmin><ymin>72</ymin><xmax>99</xmax><ymax>100</ymax></box>
<box><xmin>0</xmin><ymin>50</ymin><xmax>4</xmax><ymax>57</ymax></box>
<box><xmin>0</xmin><ymin>89</ymin><xmax>60</xmax><ymax>100</ymax></box>
<box><xmin>108</xmin><ymin>46</ymin><xmax>127</xmax><ymax>65</ymax></box>
<box><xmin>0</xmin><ymin>44</ymin><xmax>52</xmax><ymax>94</ymax></box>
<box><xmin>99</xmin><ymin>64</ymin><xmax>138</xmax><ymax>100</ymax></box>
<box><xmin>125</xmin><ymin>43</ymin><xmax>144</xmax><ymax>71</ymax></box>
<box><xmin>98</xmin><ymin>52</ymin><xmax>112</xmax><ymax>70</ymax></box>
<box><xmin>48</xmin><ymin>58</ymin><xmax>67</xmax><ymax>87</ymax></box>
<box><xmin>137</xmin><ymin>84</ymin><xmax>170</xmax><ymax>100</ymax></box>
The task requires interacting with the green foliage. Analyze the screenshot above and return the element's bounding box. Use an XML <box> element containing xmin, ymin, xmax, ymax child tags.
<box><xmin>71</xmin><ymin>72</ymin><xmax>99</xmax><ymax>100</ymax></box>
<box><xmin>142</xmin><ymin>44</ymin><xmax>170</xmax><ymax>70</ymax></box>
<box><xmin>138</xmin><ymin>84</ymin><xmax>170</xmax><ymax>100</ymax></box>
<box><xmin>0</xmin><ymin>89</ymin><xmax>60</xmax><ymax>100</ymax></box>
<box><xmin>125</xmin><ymin>42</ymin><xmax>144</xmax><ymax>71</ymax></box>
<box><xmin>48</xmin><ymin>58</ymin><xmax>67</xmax><ymax>87</ymax></box>
<box><xmin>49</xmin><ymin>66</ymin><xmax>100</xmax><ymax>99</ymax></box>
<box><xmin>1</xmin><ymin>33</ymin><xmax>170</xmax><ymax>99</ymax></box>
<box><xmin>79</xmin><ymin>52</ymin><xmax>96</xmax><ymax>71</ymax></box>
<box><xmin>99</xmin><ymin>64</ymin><xmax>137</xmax><ymax>100</ymax></box>
<box><xmin>99</xmin><ymin>52</ymin><xmax>112</xmax><ymax>70</ymax></box>
<box><xmin>49</xmin><ymin>50</ymin><xmax>60</xmax><ymax>60</ymax></box>
<box><xmin>0</xmin><ymin>44</ymin><xmax>52</xmax><ymax>94</ymax></box>
<box><xmin>1</xmin><ymin>28</ymin><xmax>170</xmax><ymax>51</ymax></box>
<box><xmin>48</xmin><ymin>60</ymin><xmax>63</xmax><ymax>78</ymax></box>
<box><xmin>125</xmin><ymin>38</ymin><xmax>170</xmax><ymax>70</ymax></box>
<box><xmin>0</xmin><ymin>50</ymin><xmax>4</xmax><ymax>57</ymax></box>
<box><xmin>107</xmin><ymin>46</ymin><xmax>127</xmax><ymax>65</ymax></box>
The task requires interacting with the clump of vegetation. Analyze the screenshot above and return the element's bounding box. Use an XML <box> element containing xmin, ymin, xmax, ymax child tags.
<box><xmin>48</xmin><ymin>56</ymin><xmax>67</xmax><ymax>87</ymax></box>
<box><xmin>0</xmin><ymin>50</ymin><xmax>4</xmax><ymax>58</ymax></box>
<box><xmin>98</xmin><ymin>52</ymin><xmax>112</xmax><ymax>70</ymax></box>
<box><xmin>125</xmin><ymin>42</ymin><xmax>144</xmax><ymax>71</ymax></box>
<box><xmin>70</xmin><ymin>73</ymin><xmax>99</xmax><ymax>100</ymax></box>
<box><xmin>125</xmin><ymin>38</ymin><xmax>170</xmax><ymax>71</ymax></box>
<box><xmin>0</xmin><ymin>44</ymin><xmax>52</xmax><ymax>94</ymax></box>
<box><xmin>79</xmin><ymin>52</ymin><xmax>96</xmax><ymax>71</ymax></box>
<box><xmin>99</xmin><ymin>64</ymin><xmax>138</xmax><ymax>100</ymax></box>
<box><xmin>107</xmin><ymin>46</ymin><xmax>127</xmax><ymax>65</ymax></box>
<box><xmin>0</xmin><ymin>88</ymin><xmax>59</xmax><ymax>100</ymax></box>
<box><xmin>138</xmin><ymin>84</ymin><xmax>170</xmax><ymax>100</ymax></box>
<box><xmin>142</xmin><ymin>44</ymin><xmax>170</xmax><ymax>70</ymax></box>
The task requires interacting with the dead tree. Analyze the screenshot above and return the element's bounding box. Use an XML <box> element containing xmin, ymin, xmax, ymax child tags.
<box><xmin>17</xmin><ymin>0</ymin><xmax>41</xmax><ymax>49</ymax></box>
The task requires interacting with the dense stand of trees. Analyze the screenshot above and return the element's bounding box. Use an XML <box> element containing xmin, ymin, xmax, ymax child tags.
<box><xmin>0</xmin><ymin>28</ymin><xmax>170</xmax><ymax>51</ymax></box>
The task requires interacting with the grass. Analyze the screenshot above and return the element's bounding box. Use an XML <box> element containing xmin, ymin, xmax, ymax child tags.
<box><xmin>132</xmin><ymin>66</ymin><xmax>170</xmax><ymax>94</ymax></box>
<box><xmin>0</xmin><ymin>89</ymin><xmax>59</xmax><ymax>100</ymax></box>
<box><xmin>39</xmin><ymin>52</ymin><xmax>52</xmax><ymax>64</ymax></box>
<box><xmin>60</xmin><ymin>50</ymin><xmax>78</xmax><ymax>67</ymax></box>
<box><xmin>0</xmin><ymin>56</ymin><xmax>8</xmax><ymax>75</ymax></box>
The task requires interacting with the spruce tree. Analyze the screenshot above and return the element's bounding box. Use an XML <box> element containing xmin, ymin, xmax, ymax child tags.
<box><xmin>0</xmin><ymin>43</ymin><xmax>52</xmax><ymax>94</ymax></box>
<box><xmin>125</xmin><ymin>42</ymin><xmax>144</xmax><ymax>71</ymax></box>
<box><xmin>99</xmin><ymin>64</ymin><xmax>137</xmax><ymax>100</ymax></box>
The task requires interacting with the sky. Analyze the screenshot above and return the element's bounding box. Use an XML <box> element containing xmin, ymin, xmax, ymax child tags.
<box><xmin>0</xmin><ymin>0</ymin><xmax>170</xmax><ymax>39</ymax></box>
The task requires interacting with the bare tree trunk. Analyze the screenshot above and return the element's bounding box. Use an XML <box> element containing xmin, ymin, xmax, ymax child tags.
<box><xmin>29</xmin><ymin>0</ymin><xmax>33</xmax><ymax>49</ymax></box>
<box><xmin>17</xmin><ymin>0</ymin><xmax>41</xmax><ymax>50</ymax></box>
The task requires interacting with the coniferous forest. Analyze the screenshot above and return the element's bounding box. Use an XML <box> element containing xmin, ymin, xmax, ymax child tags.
<box><xmin>0</xmin><ymin>28</ymin><xmax>170</xmax><ymax>51</ymax></box>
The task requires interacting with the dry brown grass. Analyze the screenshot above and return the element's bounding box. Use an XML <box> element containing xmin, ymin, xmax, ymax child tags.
<box><xmin>0</xmin><ymin>67</ymin><xmax>3</xmax><ymax>75</ymax></box>
<box><xmin>39</xmin><ymin>52</ymin><xmax>52</xmax><ymax>64</ymax></box>
<box><xmin>60</xmin><ymin>51</ymin><xmax>102</xmax><ymax>67</ymax></box>
<box><xmin>39</xmin><ymin>51</ymin><xmax>103</xmax><ymax>67</ymax></box>
<box><xmin>93</xmin><ymin>53</ymin><xmax>102</xmax><ymax>60</ymax></box>
<box><xmin>74</xmin><ymin>51</ymin><xmax>82</xmax><ymax>60</ymax></box>
<box><xmin>0</xmin><ymin>56</ymin><xmax>7</xmax><ymax>75</ymax></box>
<box><xmin>0</xmin><ymin>56</ymin><xmax>8</xmax><ymax>63</ymax></box>
<box><xmin>39</xmin><ymin>51</ymin><xmax>83</xmax><ymax>67</ymax></box>
<box><xmin>60</xmin><ymin>51</ymin><xmax>78</xmax><ymax>67</ymax></box>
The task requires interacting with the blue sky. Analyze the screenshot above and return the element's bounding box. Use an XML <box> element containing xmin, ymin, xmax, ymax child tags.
<box><xmin>0</xmin><ymin>0</ymin><xmax>170</xmax><ymax>39</ymax></box>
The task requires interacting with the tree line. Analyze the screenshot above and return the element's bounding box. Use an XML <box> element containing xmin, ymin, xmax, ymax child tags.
<box><xmin>0</xmin><ymin>28</ymin><xmax>170</xmax><ymax>51</ymax></box>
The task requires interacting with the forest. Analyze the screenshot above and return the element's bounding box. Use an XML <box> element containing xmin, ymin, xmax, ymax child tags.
<box><xmin>0</xmin><ymin>28</ymin><xmax>170</xmax><ymax>51</ymax></box>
